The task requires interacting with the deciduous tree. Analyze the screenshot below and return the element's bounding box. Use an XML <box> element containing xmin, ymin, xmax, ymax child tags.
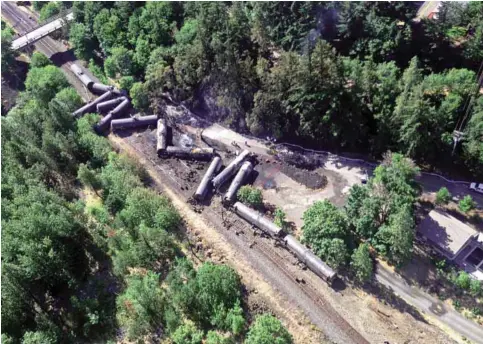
<box><xmin>245</xmin><ymin>314</ymin><xmax>292</xmax><ymax>344</ymax></box>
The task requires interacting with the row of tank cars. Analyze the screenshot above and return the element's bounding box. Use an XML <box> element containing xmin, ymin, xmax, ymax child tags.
<box><xmin>71</xmin><ymin>64</ymin><xmax>337</xmax><ymax>285</ymax></box>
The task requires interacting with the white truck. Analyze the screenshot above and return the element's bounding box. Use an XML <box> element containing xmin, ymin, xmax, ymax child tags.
<box><xmin>469</xmin><ymin>182</ymin><xmax>483</xmax><ymax>194</ymax></box>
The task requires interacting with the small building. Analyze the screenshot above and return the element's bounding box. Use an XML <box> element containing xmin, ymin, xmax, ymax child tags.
<box><xmin>418</xmin><ymin>209</ymin><xmax>483</xmax><ymax>280</ymax></box>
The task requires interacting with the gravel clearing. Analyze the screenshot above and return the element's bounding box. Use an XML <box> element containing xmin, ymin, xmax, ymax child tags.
<box><xmin>108</xmin><ymin>126</ymin><xmax>457</xmax><ymax>344</ymax></box>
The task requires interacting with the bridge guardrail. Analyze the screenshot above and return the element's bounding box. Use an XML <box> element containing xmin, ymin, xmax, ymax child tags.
<box><xmin>19</xmin><ymin>9</ymin><xmax>73</xmax><ymax>36</ymax></box>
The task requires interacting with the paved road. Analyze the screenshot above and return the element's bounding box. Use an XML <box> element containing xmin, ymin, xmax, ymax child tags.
<box><xmin>12</xmin><ymin>12</ymin><xmax>74</xmax><ymax>50</ymax></box>
<box><xmin>4</xmin><ymin>3</ymin><xmax>482</xmax><ymax>342</ymax></box>
<box><xmin>376</xmin><ymin>263</ymin><xmax>483</xmax><ymax>344</ymax></box>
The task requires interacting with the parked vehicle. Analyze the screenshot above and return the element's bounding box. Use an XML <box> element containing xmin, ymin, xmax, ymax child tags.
<box><xmin>470</xmin><ymin>182</ymin><xmax>483</xmax><ymax>194</ymax></box>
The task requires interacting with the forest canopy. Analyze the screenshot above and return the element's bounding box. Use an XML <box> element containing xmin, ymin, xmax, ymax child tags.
<box><xmin>70</xmin><ymin>1</ymin><xmax>483</xmax><ymax>177</ymax></box>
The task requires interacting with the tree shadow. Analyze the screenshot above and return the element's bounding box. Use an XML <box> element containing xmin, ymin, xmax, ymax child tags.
<box><xmin>364</xmin><ymin>280</ymin><xmax>430</xmax><ymax>324</ymax></box>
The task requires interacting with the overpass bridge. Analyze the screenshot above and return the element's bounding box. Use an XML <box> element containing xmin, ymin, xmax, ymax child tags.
<box><xmin>11</xmin><ymin>11</ymin><xmax>73</xmax><ymax>50</ymax></box>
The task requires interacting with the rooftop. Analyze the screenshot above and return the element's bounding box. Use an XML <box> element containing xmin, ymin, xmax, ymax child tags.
<box><xmin>418</xmin><ymin>209</ymin><xmax>478</xmax><ymax>260</ymax></box>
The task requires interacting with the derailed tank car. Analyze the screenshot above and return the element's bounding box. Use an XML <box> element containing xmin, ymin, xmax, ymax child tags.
<box><xmin>70</xmin><ymin>64</ymin><xmax>93</xmax><ymax>89</ymax></box>
<box><xmin>233</xmin><ymin>202</ymin><xmax>282</xmax><ymax>237</ymax></box>
<box><xmin>212</xmin><ymin>150</ymin><xmax>250</xmax><ymax>189</ymax></box>
<box><xmin>96</xmin><ymin>97</ymin><xmax>125</xmax><ymax>113</ymax></box>
<box><xmin>223</xmin><ymin>161</ymin><xmax>253</xmax><ymax>203</ymax></box>
<box><xmin>90</xmin><ymin>82</ymin><xmax>115</xmax><ymax>95</ymax></box>
<box><xmin>284</xmin><ymin>235</ymin><xmax>336</xmax><ymax>284</ymax></box>
<box><xmin>156</xmin><ymin>118</ymin><xmax>168</xmax><ymax>155</ymax></box>
<box><xmin>95</xmin><ymin>97</ymin><xmax>130</xmax><ymax>133</ymax></box>
<box><xmin>165</xmin><ymin>146</ymin><xmax>215</xmax><ymax>160</ymax></box>
<box><xmin>72</xmin><ymin>90</ymin><xmax>113</xmax><ymax>118</ymax></box>
<box><xmin>194</xmin><ymin>156</ymin><xmax>222</xmax><ymax>201</ymax></box>
<box><xmin>111</xmin><ymin>115</ymin><xmax>158</xmax><ymax>131</ymax></box>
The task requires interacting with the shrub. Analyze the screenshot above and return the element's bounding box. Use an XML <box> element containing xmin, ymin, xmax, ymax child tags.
<box><xmin>274</xmin><ymin>207</ymin><xmax>287</xmax><ymax>229</ymax></box>
<box><xmin>237</xmin><ymin>185</ymin><xmax>263</xmax><ymax>208</ymax></box>
<box><xmin>455</xmin><ymin>271</ymin><xmax>471</xmax><ymax>290</ymax></box>
<box><xmin>30</xmin><ymin>52</ymin><xmax>51</xmax><ymax>68</ymax></box>
<box><xmin>459</xmin><ymin>195</ymin><xmax>476</xmax><ymax>213</ymax></box>
<box><xmin>470</xmin><ymin>279</ymin><xmax>482</xmax><ymax>297</ymax></box>
<box><xmin>119</xmin><ymin>76</ymin><xmax>135</xmax><ymax>92</ymax></box>
<box><xmin>435</xmin><ymin>187</ymin><xmax>451</xmax><ymax>205</ymax></box>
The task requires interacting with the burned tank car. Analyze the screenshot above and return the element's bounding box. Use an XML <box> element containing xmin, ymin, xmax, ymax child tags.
<box><xmin>90</xmin><ymin>82</ymin><xmax>115</xmax><ymax>95</ymax></box>
<box><xmin>284</xmin><ymin>235</ymin><xmax>336</xmax><ymax>284</ymax></box>
<box><xmin>233</xmin><ymin>202</ymin><xmax>282</xmax><ymax>237</ymax></box>
<box><xmin>165</xmin><ymin>146</ymin><xmax>215</xmax><ymax>160</ymax></box>
<box><xmin>72</xmin><ymin>90</ymin><xmax>113</xmax><ymax>118</ymax></box>
<box><xmin>212</xmin><ymin>150</ymin><xmax>250</xmax><ymax>189</ymax></box>
<box><xmin>156</xmin><ymin>118</ymin><xmax>168</xmax><ymax>155</ymax></box>
<box><xmin>95</xmin><ymin>98</ymin><xmax>130</xmax><ymax>132</ymax></box>
<box><xmin>96</xmin><ymin>97</ymin><xmax>125</xmax><ymax>113</ymax></box>
<box><xmin>111</xmin><ymin>115</ymin><xmax>158</xmax><ymax>131</ymax></box>
<box><xmin>194</xmin><ymin>156</ymin><xmax>222</xmax><ymax>201</ymax></box>
<box><xmin>223</xmin><ymin>161</ymin><xmax>253</xmax><ymax>203</ymax></box>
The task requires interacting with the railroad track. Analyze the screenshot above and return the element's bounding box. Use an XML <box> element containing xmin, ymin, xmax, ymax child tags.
<box><xmin>122</xmin><ymin>135</ymin><xmax>368</xmax><ymax>344</ymax></box>
<box><xmin>3</xmin><ymin>4</ymin><xmax>368</xmax><ymax>341</ymax></box>
<box><xmin>2</xmin><ymin>3</ymin><xmax>92</xmax><ymax>100</ymax></box>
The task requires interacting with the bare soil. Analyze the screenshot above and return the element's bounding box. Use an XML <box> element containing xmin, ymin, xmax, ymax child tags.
<box><xmin>108</xmin><ymin>126</ymin><xmax>456</xmax><ymax>344</ymax></box>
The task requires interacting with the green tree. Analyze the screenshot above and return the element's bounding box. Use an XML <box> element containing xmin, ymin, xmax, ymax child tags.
<box><xmin>237</xmin><ymin>186</ymin><xmax>263</xmax><ymax>208</ymax></box>
<box><xmin>470</xmin><ymin>279</ymin><xmax>482</xmax><ymax>297</ymax></box>
<box><xmin>116</xmin><ymin>272</ymin><xmax>165</xmax><ymax>340</ymax></box>
<box><xmin>172</xmin><ymin>322</ymin><xmax>204</xmax><ymax>344</ymax></box>
<box><xmin>175</xmin><ymin>19</ymin><xmax>198</xmax><ymax>45</ymax></box>
<box><xmin>245</xmin><ymin>314</ymin><xmax>292</xmax><ymax>344</ymax></box>
<box><xmin>25</xmin><ymin>65</ymin><xmax>69</xmax><ymax>103</ymax></box>
<box><xmin>301</xmin><ymin>200</ymin><xmax>350</xmax><ymax>269</ymax></box>
<box><xmin>110</xmin><ymin>223</ymin><xmax>176</xmax><ymax>276</ymax></box>
<box><xmin>39</xmin><ymin>2</ymin><xmax>62</xmax><ymax>22</ymax></box>
<box><xmin>167</xmin><ymin>261</ymin><xmax>245</xmax><ymax>332</ymax></box>
<box><xmin>463</xmin><ymin>97</ymin><xmax>483</xmax><ymax>174</ymax></box>
<box><xmin>77</xmin><ymin>163</ymin><xmax>101</xmax><ymax>190</ymax></box>
<box><xmin>104</xmin><ymin>46</ymin><xmax>135</xmax><ymax>78</ymax></box>
<box><xmin>22</xmin><ymin>330</ymin><xmax>58</xmax><ymax>344</ymax></box>
<box><xmin>69</xmin><ymin>23</ymin><xmax>95</xmax><ymax>61</ymax></box>
<box><xmin>454</xmin><ymin>271</ymin><xmax>471</xmax><ymax>290</ymax></box>
<box><xmin>350</xmin><ymin>243</ymin><xmax>373</xmax><ymax>283</ymax></box>
<box><xmin>459</xmin><ymin>195</ymin><xmax>476</xmax><ymax>213</ymax></box>
<box><xmin>30</xmin><ymin>52</ymin><xmax>51</xmax><ymax>68</ymax></box>
<box><xmin>93</xmin><ymin>8</ymin><xmax>126</xmax><ymax>52</ymax></box>
<box><xmin>99</xmin><ymin>153</ymin><xmax>145</xmax><ymax>213</ymax></box>
<box><xmin>435</xmin><ymin>187</ymin><xmax>452</xmax><ymax>205</ymax></box>
<box><xmin>193</xmin><ymin>263</ymin><xmax>244</xmax><ymax>330</ymax></box>
<box><xmin>205</xmin><ymin>331</ymin><xmax>231</xmax><ymax>344</ymax></box>
<box><xmin>130</xmin><ymin>82</ymin><xmax>149</xmax><ymax>111</ymax></box>
<box><xmin>76</xmin><ymin>114</ymin><xmax>112</xmax><ymax>167</ymax></box>
<box><xmin>117</xmin><ymin>187</ymin><xmax>180</xmax><ymax>233</ymax></box>
<box><xmin>33</xmin><ymin>1</ymin><xmax>47</xmax><ymax>11</ymax></box>
<box><xmin>1</xmin><ymin>28</ymin><xmax>18</xmax><ymax>73</ymax></box>
<box><xmin>119</xmin><ymin>76</ymin><xmax>135</xmax><ymax>92</ymax></box>
<box><xmin>374</xmin><ymin>205</ymin><xmax>414</xmax><ymax>266</ymax></box>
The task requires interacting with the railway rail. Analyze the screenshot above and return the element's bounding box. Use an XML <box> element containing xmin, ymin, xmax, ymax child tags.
<box><xmin>3</xmin><ymin>5</ymin><xmax>368</xmax><ymax>342</ymax></box>
<box><xmin>123</xmin><ymin>135</ymin><xmax>369</xmax><ymax>344</ymax></box>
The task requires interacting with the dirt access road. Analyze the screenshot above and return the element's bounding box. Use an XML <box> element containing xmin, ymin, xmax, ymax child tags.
<box><xmin>4</xmin><ymin>4</ymin><xmax>461</xmax><ymax>343</ymax></box>
<box><xmin>110</xmin><ymin>127</ymin><xmax>456</xmax><ymax>344</ymax></box>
